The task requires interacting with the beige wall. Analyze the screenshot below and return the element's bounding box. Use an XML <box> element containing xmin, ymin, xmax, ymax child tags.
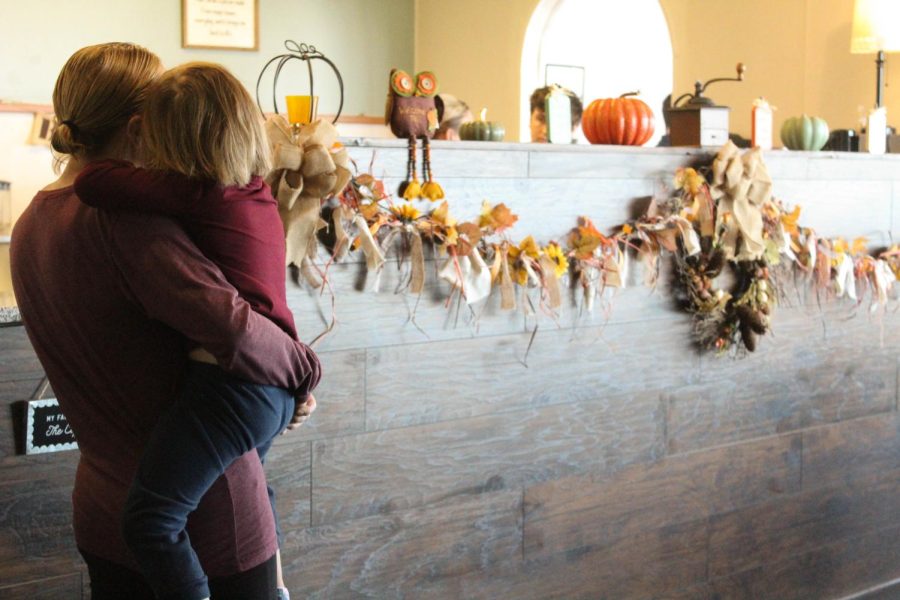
<box><xmin>416</xmin><ymin>0</ymin><xmax>900</xmax><ymax>141</ymax></box>
<box><xmin>415</xmin><ymin>0</ymin><xmax>539</xmax><ymax>141</ymax></box>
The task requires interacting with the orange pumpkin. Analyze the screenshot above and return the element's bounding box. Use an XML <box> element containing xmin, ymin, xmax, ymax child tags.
<box><xmin>582</xmin><ymin>93</ymin><xmax>655</xmax><ymax>146</ymax></box>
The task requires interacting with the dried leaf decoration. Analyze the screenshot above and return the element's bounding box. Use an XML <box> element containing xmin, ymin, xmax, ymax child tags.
<box><xmin>454</xmin><ymin>222</ymin><xmax>482</xmax><ymax>256</ymax></box>
<box><xmin>568</xmin><ymin>217</ymin><xmax>608</xmax><ymax>259</ymax></box>
<box><xmin>479</xmin><ymin>201</ymin><xmax>519</xmax><ymax>233</ymax></box>
<box><xmin>429</xmin><ymin>200</ymin><xmax>456</xmax><ymax>227</ymax></box>
<box><xmin>674</xmin><ymin>167</ymin><xmax>706</xmax><ymax>196</ymax></box>
<box><xmin>507</xmin><ymin>236</ymin><xmax>541</xmax><ymax>285</ymax></box>
<box><xmin>780</xmin><ymin>205</ymin><xmax>801</xmax><ymax>236</ymax></box>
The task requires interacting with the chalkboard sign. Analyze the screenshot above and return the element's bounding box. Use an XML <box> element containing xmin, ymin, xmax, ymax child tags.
<box><xmin>24</xmin><ymin>398</ymin><xmax>77</xmax><ymax>455</ymax></box>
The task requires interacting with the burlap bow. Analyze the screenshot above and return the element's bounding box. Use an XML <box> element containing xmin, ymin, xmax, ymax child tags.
<box><xmin>710</xmin><ymin>141</ymin><xmax>772</xmax><ymax>261</ymax></box>
<box><xmin>265</xmin><ymin>116</ymin><xmax>353</xmax><ymax>285</ymax></box>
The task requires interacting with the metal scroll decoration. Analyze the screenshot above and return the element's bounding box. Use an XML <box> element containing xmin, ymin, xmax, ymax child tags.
<box><xmin>256</xmin><ymin>40</ymin><xmax>345</xmax><ymax>124</ymax></box>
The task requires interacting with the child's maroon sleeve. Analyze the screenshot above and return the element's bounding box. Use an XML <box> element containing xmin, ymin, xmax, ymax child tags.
<box><xmin>74</xmin><ymin>159</ymin><xmax>207</xmax><ymax>218</ymax></box>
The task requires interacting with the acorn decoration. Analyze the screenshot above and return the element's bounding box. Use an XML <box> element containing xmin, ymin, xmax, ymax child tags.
<box><xmin>385</xmin><ymin>68</ymin><xmax>444</xmax><ymax>201</ymax></box>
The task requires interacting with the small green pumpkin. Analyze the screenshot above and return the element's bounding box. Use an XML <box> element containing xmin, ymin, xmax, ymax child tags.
<box><xmin>459</xmin><ymin>120</ymin><xmax>505</xmax><ymax>142</ymax></box>
<box><xmin>780</xmin><ymin>115</ymin><xmax>829</xmax><ymax>151</ymax></box>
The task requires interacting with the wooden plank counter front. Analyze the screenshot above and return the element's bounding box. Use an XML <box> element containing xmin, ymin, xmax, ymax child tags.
<box><xmin>1</xmin><ymin>141</ymin><xmax>899</xmax><ymax>599</ymax></box>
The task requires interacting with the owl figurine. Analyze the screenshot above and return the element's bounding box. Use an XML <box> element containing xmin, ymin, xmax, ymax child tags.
<box><xmin>385</xmin><ymin>68</ymin><xmax>444</xmax><ymax>201</ymax></box>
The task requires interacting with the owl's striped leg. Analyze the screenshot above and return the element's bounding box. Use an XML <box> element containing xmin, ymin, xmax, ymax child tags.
<box><xmin>399</xmin><ymin>135</ymin><xmax>422</xmax><ymax>200</ymax></box>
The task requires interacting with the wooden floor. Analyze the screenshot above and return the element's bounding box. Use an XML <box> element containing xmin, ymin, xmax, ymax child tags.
<box><xmin>1</xmin><ymin>143</ymin><xmax>899</xmax><ymax>598</ymax></box>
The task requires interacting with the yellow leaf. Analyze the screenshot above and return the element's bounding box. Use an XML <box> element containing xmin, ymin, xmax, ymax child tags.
<box><xmin>674</xmin><ymin>168</ymin><xmax>704</xmax><ymax>196</ymax></box>
<box><xmin>622</xmin><ymin>223</ymin><xmax>633</xmax><ymax>235</ymax></box>
<box><xmin>429</xmin><ymin>201</ymin><xmax>456</xmax><ymax>227</ymax></box>
<box><xmin>518</xmin><ymin>235</ymin><xmax>540</xmax><ymax>259</ymax></box>
<box><xmin>359</xmin><ymin>201</ymin><xmax>381</xmax><ymax>222</ymax></box>
<box><xmin>832</xmin><ymin>237</ymin><xmax>848</xmax><ymax>255</ymax></box>
<box><xmin>851</xmin><ymin>236</ymin><xmax>868</xmax><ymax>256</ymax></box>
<box><xmin>781</xmin><ymin>205</ymin><xmax>802</xmax><ymax>236</ymax></box>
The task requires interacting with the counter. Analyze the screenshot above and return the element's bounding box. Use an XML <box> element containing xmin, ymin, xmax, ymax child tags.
<box><xmin>1</xmin><ymin>141</ymin><xmax>898</xmax><ymax>599</ymax></box>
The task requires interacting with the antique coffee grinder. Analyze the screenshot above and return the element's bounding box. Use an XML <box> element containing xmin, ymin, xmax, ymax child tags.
<box><xmin>669</xmin><ymin>63</ymin><xmax>746</xmax><ymax>147</ymax></box>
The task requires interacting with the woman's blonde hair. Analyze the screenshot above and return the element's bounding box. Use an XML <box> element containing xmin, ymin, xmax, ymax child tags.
<box><xmin>51</xmin><ymin>42</ymin><xmax>161</xmax><ymax>159</ymax></box>
<box><xmin>141</xmin><ymin>62</ymin><xmax>271</xmax><ymax>187</ymax></box>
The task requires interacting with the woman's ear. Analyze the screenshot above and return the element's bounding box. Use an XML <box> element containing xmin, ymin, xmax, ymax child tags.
<box><xmin>125</xmin><ymin>114</ymin><xmax>144</xmax><ymax>162</ymax></box>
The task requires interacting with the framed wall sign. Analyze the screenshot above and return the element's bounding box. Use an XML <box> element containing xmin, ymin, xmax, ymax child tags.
<box><xmin>23</xmin><ymin>398</ymin><xmax>77</xmax><ymax>455</ymax></box>
<box><xmin>182</xmin><ymin>0</ymin><xmax>259</xmax><ymax>51</ymax></box>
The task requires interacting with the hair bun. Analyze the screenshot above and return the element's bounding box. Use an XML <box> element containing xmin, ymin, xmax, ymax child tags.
<box><xmin>50</xmin><ymin>120</ymin><xmax>87</xmax><ymax>156</ymax></box>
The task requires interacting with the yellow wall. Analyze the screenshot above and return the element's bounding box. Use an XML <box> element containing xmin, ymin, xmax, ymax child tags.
<box><xmin>416</xmin><ymin>0</ymin><xmax>900</xmax><ymax>141</ymax></box>
<box><xmin>414</xmin><ymin>0</ymin><xmax>539</xmax><ymax>141</ymax></box>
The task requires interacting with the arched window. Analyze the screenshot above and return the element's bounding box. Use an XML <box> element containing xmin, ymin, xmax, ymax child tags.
<box><xmin>520</xmin><ymin>0</ymin><xmax>673</xmax><ymax>145</ymax></box>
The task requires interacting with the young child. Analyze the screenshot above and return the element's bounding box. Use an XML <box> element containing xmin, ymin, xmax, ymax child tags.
<box><xmin>74</xmin><ymin>62</ymin><xmax>318</xmax><ymax>600</ymax></box>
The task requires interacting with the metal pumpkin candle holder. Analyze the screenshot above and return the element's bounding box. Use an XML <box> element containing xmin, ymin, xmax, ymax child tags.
<box><xmin>256</xmin><ymin>40</ymin><xmax>345</xmax><ymax>126</ymax></box>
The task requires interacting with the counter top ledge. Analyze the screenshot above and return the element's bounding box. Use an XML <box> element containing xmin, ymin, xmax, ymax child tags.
<box><xmin>0</xmin><ymin>306</ymin><xmax>22</xmax><ymax>326</ymax></box>
<box><xmin>340</xmin><ymin>137</ymin><xmax>900</xmax><ymax>160</ymax></box>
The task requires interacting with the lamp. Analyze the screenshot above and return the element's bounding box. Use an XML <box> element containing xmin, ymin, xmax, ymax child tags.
<box><xmin>850</xmin><ymin>0</ymin><xmax>900</xmax><ymax>108</ymax></box>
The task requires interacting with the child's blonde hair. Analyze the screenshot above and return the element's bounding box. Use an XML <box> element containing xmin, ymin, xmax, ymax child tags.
<box><xmin>141</xmin><ymin>62</ymin><xmax>271</xmax><ymax>186</ymax></box>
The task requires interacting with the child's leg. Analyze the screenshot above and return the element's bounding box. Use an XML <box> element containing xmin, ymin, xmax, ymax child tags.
<box><xmin>122</xmin><ymin>362</ymin><xmax>294</xmax><ymax>600</ymax></box>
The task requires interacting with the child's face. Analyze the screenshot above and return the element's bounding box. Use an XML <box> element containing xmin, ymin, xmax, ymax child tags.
<box><xmin>530</xmin><ymin>108</ymin><xmax>547</xmax><ymax>143</ymax></box>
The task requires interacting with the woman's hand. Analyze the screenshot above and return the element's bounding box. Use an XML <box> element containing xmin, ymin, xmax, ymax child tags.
<box><xmin>283</xmin><ymin>393</ymin><xmax>316</xmax><ymax>433</ymax></box>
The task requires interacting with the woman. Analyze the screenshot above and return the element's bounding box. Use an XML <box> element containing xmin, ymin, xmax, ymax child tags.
<box><xmin>11</xmin><ymin>43</ymin><xmax>314</xmax><ymax>600</ymax></box>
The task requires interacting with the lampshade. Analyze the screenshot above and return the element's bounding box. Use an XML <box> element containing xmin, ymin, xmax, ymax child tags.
<box><xmin>851</xmin><ymin>0</ymin><xmax>900</xmax><ymax>54</ymax></box>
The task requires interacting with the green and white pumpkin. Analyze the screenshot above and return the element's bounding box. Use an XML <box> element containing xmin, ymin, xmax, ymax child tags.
<box><xmin>780</xmin><ymin>115</ymin><xmax>829</xmax><ymax>151</ymax></box>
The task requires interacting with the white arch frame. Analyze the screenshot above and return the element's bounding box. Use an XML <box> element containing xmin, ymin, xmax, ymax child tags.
<box><xmin>519</xmin><ymin>0</ymin><xmax>674</xmax><ymax>145</ymax></box>
<box><xmin>519</xmin><ymin>0</ymin><xmax>562</xmax><ymax>142</ymax></box>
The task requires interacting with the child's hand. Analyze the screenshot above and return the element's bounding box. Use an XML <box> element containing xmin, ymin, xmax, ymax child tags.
<box><xmin>283</xmin><ymin>393</ymin><xmax>316</xmax><ymax>433</ymax></box>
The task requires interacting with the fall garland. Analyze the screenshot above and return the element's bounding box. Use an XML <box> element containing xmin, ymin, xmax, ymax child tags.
<box><xmin>268</xmin><ymin>117</ymin><xmax>899</xmax><ymax>355</ymax></box>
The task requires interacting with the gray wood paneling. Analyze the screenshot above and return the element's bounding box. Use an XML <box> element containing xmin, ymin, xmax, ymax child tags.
<box><xmin>365</xmin><ymin>318</ymin><xmax>697</xmax><ymax>430</ymax></box>
<box><xmin>346</xmin><ymin>145</ymin><xmax>530</xmax><ymax>180</ymax></box>
<box><xmin>275</xmin><ymin>349</ymin><xmax>365</xmax><ymax>443</ymax></box>
<box><xmin>279</xmin><ymin>489</ymin><xmax>522</xmax><ymax>599</ymax></box>
<box><xmin>3</xmin><ymin>142</ymin><xmax>899</xmax><ymax>597</ymax></box>
<box><xmin>444</xmin><ymin>517</ymin><xmax>709</xmax><ymax>600</ymax></box>
<box><xmin>804</xmin><ymin>154</ymin><xmax>900</xmax><ymax>181</ymax></box>
<box><xmin>707</xmin><ymin>469</ymin><xmax>900</xmax><ymax>579</ymax></box>
<box><xmin>758</xmin><ymin>151</ymin><xmax>810</xmax><ymax>180</ymax></box>
<box><xmin>0</xmin><ymin>327</ymin><xmax>43</xmax><ymax>382</ymax></box>
<box><xmin>773</xmin><ymin>179</ymin><xmax>894</xmax><ymax>241</ymax></box>
<box><xmin>669</xmin><ymin>523</ymin><xmax>900</xmax><ymax>600</ymax></box>
<box><xmin>666</xmin><ymin>306</ymin><xmax>897</xmax><ymax>454</ymax></box>
<box><xmin>0</xmin><ymin>470</ymin><xmax>83</xmax><ymax>589</ymax></box>
<box><xmin>312</xmin><ymin>393</ymin><xmax>665</xmax><ymax>525</ymax></box>
<box><xmin>0</xmin><ymin>572</ymin><xmax>83</xmax><ymax>600</ymax></box>
<box><xmin>802</xmin><ymin>412</ymin><xmax>900</xmax><ymax>491</ymax></box>
<box><xmin>523</xmin><ymin>433</ymin><xmax>800</xmax><ymax>562</ymax></box>
<box><xmin>263</xmin><ymin>441</ymin><xmax>311</xmax><ymax>533</ymax></box>
<box><xmin>893</xmin><ymin>181</ymin><xmax>899</xmax><ymax>238</ymax></box>
<box><xmin>527</xmin><ymin>146</ymin><xmax>713</xmax><ymax>180</ymax></box>
<box><xmin>288</xmin><ymin>255</ymin><xmax>681</xmax><ymax>353</ymax></box>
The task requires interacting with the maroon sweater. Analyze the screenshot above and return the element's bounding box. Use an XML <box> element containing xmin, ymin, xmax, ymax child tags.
<box><xmin>75</xmin><ymin>160</ymin><xmax>298</xmax><ymax>338</ymax></box>
<box><xmin>10</xmin><ymin>186</ymin><xmax>316</xmax><ymax>575</ymax></box>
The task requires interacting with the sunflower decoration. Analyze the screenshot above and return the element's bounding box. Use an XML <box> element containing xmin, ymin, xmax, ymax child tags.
<box><xmin>543</xmin><ymin>242</ymin><xmax>569</xmax><ymax>279</ymax></box>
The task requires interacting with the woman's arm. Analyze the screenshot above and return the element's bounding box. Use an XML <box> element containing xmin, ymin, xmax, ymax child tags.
<box><xmin>74</xmin><ymin>159</ymin><xmax>209</xmax><ymax>217</ymax></box>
